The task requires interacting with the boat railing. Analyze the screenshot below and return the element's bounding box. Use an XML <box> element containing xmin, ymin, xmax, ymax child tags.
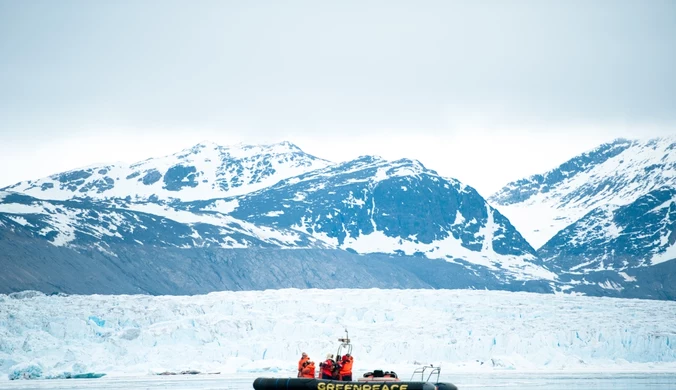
<box><xmin>337</xmin><ymin>329</ymin><xmax>352</xmax><ymax>357</ymax></box>
<box><xmin>409</xmin><ymin>365</ymin><xmax>440</xmax><ymax>383</ymax></box>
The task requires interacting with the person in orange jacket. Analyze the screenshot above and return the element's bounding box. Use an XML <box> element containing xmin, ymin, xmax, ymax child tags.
<box><xmin>300</xmin><ymin>360</ymin><xmax>316</xmax><ymax>378</ymax></box>
<box><xmin>298</xmin><ymin>352</ymin><xmax>309</xmax><ymax>377</ymax></box>
<box><xmin>339</xmin><ymin>354</ymin><xmax>353</xmax><ymax>381</ymax></box>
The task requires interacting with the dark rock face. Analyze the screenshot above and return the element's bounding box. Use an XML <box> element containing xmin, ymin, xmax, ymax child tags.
<box><xmin>142</xmin><ymin>169</ymin><xmax>162</xmax><ymax>185</ymax></box>
<box><xmin>0</xmin><ymin>227</ymin><xmax>555</xmax><ymax>296</ymax></box>
<box><xmin>80</xmin><ymin>177</ymin><xmax>115</xmax><ymax>193</ymax></box>
<box><xmin>163</xmin><ymin>165</ymin><xmax>199</xmax><ymax>191</ymax></box>
<box><xmin>0</xmin><ymin>194</ymin><xmax>324</xmax><ymax>250</ymax></box>
<box><xmin>0</xmin><ymin>229</ymin><xmax>145</xmax><ymax>295</ymax></box>
<box><xmin>58</xmin><ymin>169</ymin><xmax>93</xmax><ymax>184</ymax></box>
<box><xmin>535</xmin><ymin>187</ymin><xmax>676</xmax><ymax>298</ymax></box>
<box><xmin>539</xmin><ymin>188</ymin><xmax>676</xmax><ymax>272</ymax></box>
<box><xmin>212</xmin><ymin>157</ymin><xmax>536</xmax><ymax>261</ymax></box>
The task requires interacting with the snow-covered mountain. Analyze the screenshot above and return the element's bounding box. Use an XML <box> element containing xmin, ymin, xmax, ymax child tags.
<box><xmin>490</xmin><ymin>136</ymin><xmax>676</xmax><ymax>249</ymax></box>
<box><xmin>193</xmin><ymin>156</ymin><xmax>552</xmax><ymax>281</ymax></box>
<box><xmin>2</xmin><ymin>289</ymin><xmax>675</xmax><ymax>380</ymax></box>
<box><xmin>535</xmin><ymin>187</ymin><xmax>676</xmax><ymax>299</ymax></box>
<box><xmin>539</xmin><ymin>187</ymin><xmax>676</xmax><ymax>271</ymax></box>
<box><xmin>2</xmin><ymin>138</ymin><xmax>675</xmax><ymax>300</ymax></box>
<box><xmin>0</xmin><ymin>192</ymin><xmax>324</xmax><ymax>251</ymax></box>
<box><xmin>488</xmin><ymin>135</ymin><xmax>676</xmax><ymax>300</ymax></box>
<box><xmin>0</xmin><ymin>142</ymin><xmax>557</xmax><ymax>295</ymax></box>
<box><xmin>2</xmin><ymin>141</ymin><xmax>330</xmax><ymax>202</ymax></box>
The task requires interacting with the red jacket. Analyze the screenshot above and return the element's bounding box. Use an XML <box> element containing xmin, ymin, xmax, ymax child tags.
<box><xmin>321</xmin><ymin>359</ymin><xmax>335</xmax><ymax>377</ymax></box>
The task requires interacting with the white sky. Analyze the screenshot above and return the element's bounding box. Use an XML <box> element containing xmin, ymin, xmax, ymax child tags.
<box><xmin>1</xmin><ymin>1</ymin><xmax>674</xmax><ymax>196</ymax></box>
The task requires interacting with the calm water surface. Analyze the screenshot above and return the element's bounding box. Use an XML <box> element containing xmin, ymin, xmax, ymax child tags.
<box><xmin>1</xmin><ymin>372</ymin><xmax>675</xmax><ymax>390</ymax></box>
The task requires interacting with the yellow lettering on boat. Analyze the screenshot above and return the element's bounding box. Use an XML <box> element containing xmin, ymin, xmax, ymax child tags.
<box><xmin>353</xmin><ymin>384</ymin><xmax>361</xmax><ymax>390</ymax></box>
<box><xmin>373</xmin><ymin>385</ymin><xmax>381</xmax><ymax>390</ymax></box>
<box><xmin>363</xmin><ymin>384</ymin><xmax>371</xmax><ymax>390</ymax></box>
<box><xmin>337</xmin><ymin>384</ymin><xmax>344</xmax><ymax>390</ymax></box>
<box><xmin>382</xmin><ymin>385</ymin><xmax>389</xmax><ymax>390</ymax></box>
<box><xmin>318</xmin><ymin>383</ymin><xmax>326</xmax><ymax>390</ymax></box>
<box><xmin>327</xmin><ymin>384</ymin><xmax>335</xmax><ymax>390</ymax></box>
<box><xmin>401</xmin><ymin>385</ymin><xmax>408</xmax><ymax>390</ymax></box>
<box><xmin>391</xmin><ymin>385</ymin><xmax>399</xmax><ymax>390</ymax></box>
<box><xmin>345</xmin><ymin>385</ymin><xmax>352</xmax><ymax>390</ymax></box>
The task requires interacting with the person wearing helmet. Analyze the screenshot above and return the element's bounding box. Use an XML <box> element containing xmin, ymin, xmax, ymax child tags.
<box><xmin>298</xmin><ymin>352</ymin><xmax>309</xmax><ymax>377</ymax></box>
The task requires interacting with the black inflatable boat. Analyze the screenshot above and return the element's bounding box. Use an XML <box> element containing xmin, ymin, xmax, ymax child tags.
<box><xmin>254</xmin><ymin>366</ymin><xmax>457</xmax><ymax>390</ymax></box>
<box><xmin>257</xmin><ymin>332</ymin><xmax>458</xmax><ymax>390</ymax></box>
<box><xmin>253</xmin><ymin>378</ymin><xmax>457</xmax><ymax>390</ymax></box>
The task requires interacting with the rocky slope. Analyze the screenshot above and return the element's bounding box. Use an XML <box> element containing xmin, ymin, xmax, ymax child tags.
<box><xmin>0</xmin><ymin>142</ymin><xmax>556</xmax><ymax>294</ymax></box>
<box><xmin>193</xmin><ymin>156</ymin><xmax>552</xmax><ymax>281</ymax></box>
<box><xmin>2</xmin><ymin>141</ymin><xmax>330</xmax><ymax>202</ymax></box>
<box><xmin>490</xmin><ymin>137</ymin><xmax>676</xmax><ymax>249</ymax></box>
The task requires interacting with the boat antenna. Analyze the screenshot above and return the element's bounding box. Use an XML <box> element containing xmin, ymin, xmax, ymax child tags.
<box><xmin>337</xmin><ymin>329</ymin><xmax>352</xmax><ymax>357</ymax></box>
<box><xmin>338</xmin><ymin>329</ymin><xmax>350</xmax><ymax>344</ymax></box>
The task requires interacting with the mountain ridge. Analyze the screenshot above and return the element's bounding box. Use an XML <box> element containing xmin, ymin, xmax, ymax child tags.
<box><xmin>2</xmin><ymin>137</ymin><xmax>676</xmax><ymax>300</ymax></box>
<box><xmin>489</xmin><ymin>135</ymin><xmax>676</xmax><ymax>249</ymax></box>
<box><xmin>2</xmin><ymin>141</ymin><xmax>331</xmax><ymax>203</ymax></box>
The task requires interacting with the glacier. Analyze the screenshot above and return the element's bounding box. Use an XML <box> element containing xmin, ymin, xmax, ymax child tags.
<box><xmin>1</xmin><ymin>289</ymin><xmax>675</xmax><ymax>381</ymax></box>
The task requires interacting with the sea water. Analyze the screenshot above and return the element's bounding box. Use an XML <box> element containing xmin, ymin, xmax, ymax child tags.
<box><xmin>1</xmin><ymin>372</ymin><xmax>675</xmax><ymax>390</ymax></box>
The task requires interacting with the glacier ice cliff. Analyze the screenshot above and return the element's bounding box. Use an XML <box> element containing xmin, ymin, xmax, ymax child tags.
<box><xmin>1</xmin><ymin>289</ymin><xmax>675</xmax><ymax>380</ymax></box>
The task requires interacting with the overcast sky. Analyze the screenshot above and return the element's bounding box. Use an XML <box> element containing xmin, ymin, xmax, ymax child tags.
<box><xmin>1</xmin><ymin>0</ymin><xmax>675</xmax><ymax>196</ymax></box>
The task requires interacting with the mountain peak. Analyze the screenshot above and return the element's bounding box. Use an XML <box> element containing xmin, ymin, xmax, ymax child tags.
<box><xmin>3</xmin><ymin>140</ymin><xmax>331</xmax><ymax>203</ymax></box>
<box><xmin>185</xmin><ymin>140</ymin><xmax>305</xmax><ymax>155</ymax></box>
<box><xmin>490</xmin><ymin>135</ymin><xmax>676</xmax><ymax>249</ymax></box>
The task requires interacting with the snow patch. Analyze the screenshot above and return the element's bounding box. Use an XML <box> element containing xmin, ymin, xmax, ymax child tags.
<box><xmin>342</xmin><ymin>192</ymin><xmax>365</xmax><ymax>208</ymax></box>
<box><xmin>6</xmin><ymin>216</ymin><xmax>33</xmax><ymax>227</ymax></box>
<box><xmin>453</xmin><ymin>211</ymin><xmax>465</xmax><ymax>225</ymax></box>
<box><xmin>264</xmin><ymin>211</ymin><xmax>285</xmax><ymax>217</ymax></box>
<box><xmin>651</xmin><ymin>241</ymin><xmax>676</xmax><ymax>265</ymax></box>
<box><xmin>203</xmin><ymin>199</ymin><xmax>239</xmax><ymax>214</ymax></box>
<box><xmin>338</xmin><ymin>226</ymin><xmax>554</xmax><ymax>281</ymax></box>
<box><xmin>618</xmin><ymin>272</ymin><xmax>636</xmax><ymax>282</ymax></box>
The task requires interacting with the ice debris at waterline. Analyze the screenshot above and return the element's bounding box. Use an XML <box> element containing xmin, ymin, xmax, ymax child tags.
<box><xmin>1</xmin><ymin>289</ymin><xmax>676</xmax><ymax>380</ymax></box>
<box><xmin>7</xmin><ymin>362</ymin><xmax>105</xmax><ymax>381</ymax></box>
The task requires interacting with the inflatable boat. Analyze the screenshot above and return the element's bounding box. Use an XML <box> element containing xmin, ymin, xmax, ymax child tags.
<box><xmin>254</xmin><ymin>331</ymin><xmax>458</xmax><ymax>390</ymax></box>
<box><xmin>253</xmin><ymin>377</ymin><xmax>457</xmax><ymax>390</ymax></box>
<box><xmin>254</xmin><ymin>366</ymin><xmax>457</xmax><ymax>390</ymax></box>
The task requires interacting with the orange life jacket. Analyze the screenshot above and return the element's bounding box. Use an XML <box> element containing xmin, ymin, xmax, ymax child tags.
<box><xmin>339</xmin><ymin>356</ymin><xmax>353</xmax><ymax>375</ymax></box>
<box><xmin>321</xmin><ymin>359</ymin><xmax>335</xmax><ymax>377</ymax></box>
<box><xmin>298</xmin><ymin>356</ymin><xmax>309</xmax><ymax>371</ymax></box>
<box><xmin>301</xmin><ymin>363</ymin><xmax>315</xmax><ymax>378</ymax></box>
